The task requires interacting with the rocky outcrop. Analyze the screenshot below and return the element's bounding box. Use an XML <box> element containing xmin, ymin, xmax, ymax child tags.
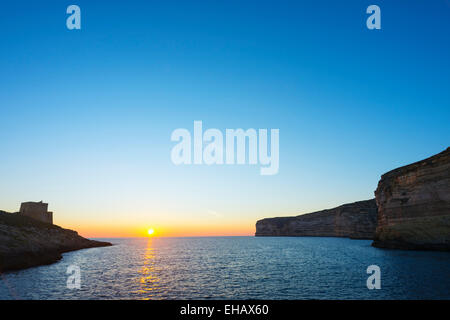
<box><xmin>372</xmin><ymin>147</ymin><xmax>450</xmax><ymax>250</ymax></box>
<box><xmin>255</xmin><ymin>199</ymin><xmax>377</xmax><ymax>239</ymax></box>
<box><xmin>0</xmin><ymin>210</ymin><xmax>112</xmax><ymax>272</ymax></box>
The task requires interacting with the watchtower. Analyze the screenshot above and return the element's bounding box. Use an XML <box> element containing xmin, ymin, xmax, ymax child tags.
<box><xmin>19</xmin><ymin>201</ymin><xmax>53</xmax><ymax>224</ymax></box>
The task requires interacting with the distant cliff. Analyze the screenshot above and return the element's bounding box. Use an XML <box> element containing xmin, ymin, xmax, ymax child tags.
<box><xmin>255</xmin><ymin>199</ymin><xmax>377</xmax><ymax>239</ymax></box>
<box><xmin>0</xmin><ymin>211</ymin><xmax>112</xmax><ymax>272</ymax></box>
<box><xmin>372</xmin><ymin>147</ymin><xmax>450</xmax><ymax>250</ymax></box>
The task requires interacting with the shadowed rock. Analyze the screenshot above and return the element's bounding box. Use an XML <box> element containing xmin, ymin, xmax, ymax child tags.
<box><xmin>255</xmin><ymin>199</ymin><xmax>378</xmax><ymax>239</ymax></box>
<box><xmin>372</xmin><ymin>147</ymin><xmax>450</xmax><ymax>250</ymax></box>
<box><xmin>0</xmin><ymin>211</ymin><xmax>112</xmax><ymax>272</ymax></box>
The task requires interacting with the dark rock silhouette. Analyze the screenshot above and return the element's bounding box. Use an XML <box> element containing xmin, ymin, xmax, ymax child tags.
<box><xmin>0</xmin><ymin>210</ymin><xmax>111</xmax><ymax>272</ymax></box>
<box><xmin>255</xmin><ymin>199</ymin><xmax>377</xmax><ymax>239</ymax></box>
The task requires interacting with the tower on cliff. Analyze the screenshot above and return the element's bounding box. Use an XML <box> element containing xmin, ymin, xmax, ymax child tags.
<box><xmin>19</xmin><ymin>201</ymin><xmax>53</xmax><ymax>224</ymax></box>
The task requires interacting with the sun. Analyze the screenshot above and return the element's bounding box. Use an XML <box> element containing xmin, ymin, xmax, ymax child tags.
<box><xmin>147</xmin><ymin>228</ymin><xmax>155</xmax><ymax>236</ymax></box>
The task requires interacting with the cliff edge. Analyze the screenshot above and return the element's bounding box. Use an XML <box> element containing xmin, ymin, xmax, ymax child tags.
<box><xmin>0</xmin><ymin>211</ymin><xmax>112</xmax><ymax>272</ymax></box>
<box><xmin>372</xmin><ymin>147</ymin><xmax>450</xmax><ymax>250</ymax></box>
<box><xmin>255</xmin><ymin>199</ymin><xmax>377</xmax><ymax>239</ymax></box>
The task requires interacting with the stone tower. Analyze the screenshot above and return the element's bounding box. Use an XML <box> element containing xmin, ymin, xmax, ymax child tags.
<box><xmin>19</xmin><ymin>201</ymin><xmax>53</xmax><ymax>224</ymax></box>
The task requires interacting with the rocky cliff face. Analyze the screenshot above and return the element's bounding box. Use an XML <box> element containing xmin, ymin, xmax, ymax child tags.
<box><xmin>255</xmin><ymin>199</ymin><xmax>377</xmax><ymax>239</ymax></box>
<box><xmin>372</xmin><ymin>147</ymin><xmax>450</xmax><ymax>250</ymax></box>
<box><xmin>0</xmin><ymin>211</ymin><xmax>112</xmax><ymax>272</ymax></box>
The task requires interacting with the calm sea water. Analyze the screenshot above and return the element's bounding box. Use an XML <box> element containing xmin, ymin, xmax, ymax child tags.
<box><xmin>1</xmin><ymin>237</ymin><xmax>450</xmax><ymax>300</ymax></box>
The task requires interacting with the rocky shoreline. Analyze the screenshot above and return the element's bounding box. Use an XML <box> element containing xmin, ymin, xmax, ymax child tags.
<box><xmin>0</xmin><ymin>211</ymin><xmax>112</xmax><ymax>272</ymax></box>
<box><xmin>255</xmin><ymin>199</ymin><xmax>377</xmax><ymax>239</ymax></box>
<box><xmin>372</xmin><ymin>147</ymin><xmax>450</xmax><ymax>250</ymax></box>
<box><xmin>256</xmin><ymin>147</ymin><xmax>450</xmax><ymax>251</ymax></box>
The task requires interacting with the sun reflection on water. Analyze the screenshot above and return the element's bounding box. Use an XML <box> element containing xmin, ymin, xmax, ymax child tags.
<box><xmin>138</xmin><ymin>238</ymin><xmax>160</xmax><ymax>298</ymax></box>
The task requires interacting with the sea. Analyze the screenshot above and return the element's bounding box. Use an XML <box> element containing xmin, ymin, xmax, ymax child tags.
<box><xmin>1</xmin><ymin>237</ymin><xmax>449</xmax><ymax>300</ymax></box>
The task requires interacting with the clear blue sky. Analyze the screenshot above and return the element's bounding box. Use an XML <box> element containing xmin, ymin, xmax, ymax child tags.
<box><xmin>0</xmin><ymin>0</ymin><xmax>449</xmax><ymax>236</ymax></box>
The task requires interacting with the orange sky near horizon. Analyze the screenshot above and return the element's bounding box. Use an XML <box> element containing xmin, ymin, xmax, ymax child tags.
<box><xmin>62</xmin><ymin>221</ymin><xmax>255</xmax><ymax>238</ymax></box>
<box><xmin>42</xmin><ymin>204</ymin><xmax>272</xmax><ymax>239</ymax></box>
<box><xmin>0</xmin><ymin>200</ymin><xmax>278</xmax><ymax>239</ymax></box>
<box><xmin>0</xmin><ymin>198</ymin><xmax>355</xmax><ymax>239</ymax></box>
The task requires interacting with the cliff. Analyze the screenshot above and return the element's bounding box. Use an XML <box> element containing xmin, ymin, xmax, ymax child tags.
<box><xmin>255</xmin><ymin>199</ymin><xmax>377</xmax><ymax>239</ymax></box>
<box><xmin>372</xmin><ymin>147</ymin><xmax>450</xmax><ymax>250</ymax></box>
<box><xmin>0</xmin><ymin>210</ymin><xmax>112</xmax><ymax>272</ymax></box>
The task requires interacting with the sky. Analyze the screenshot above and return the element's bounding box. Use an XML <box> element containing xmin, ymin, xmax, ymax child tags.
<box><xmin>0</xmin><ymin>0</ymin><xmax>449</xmax><ymax>237</ymax></box>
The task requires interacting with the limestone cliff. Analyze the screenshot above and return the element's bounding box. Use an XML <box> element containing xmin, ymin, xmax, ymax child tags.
<box><xmin>255</xmin><ymin>199</ymin><xmax>377</xmax><ymax>239</ymax></box>
<box><xmin>0</xmin><ymin>210</ymin><xmax>112</xmax><ymax>272</ymax></box>
<box><xmin>372</xmin><ymin>147</ymin><xmax>450</xmax><ymax>250</ymax></box>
